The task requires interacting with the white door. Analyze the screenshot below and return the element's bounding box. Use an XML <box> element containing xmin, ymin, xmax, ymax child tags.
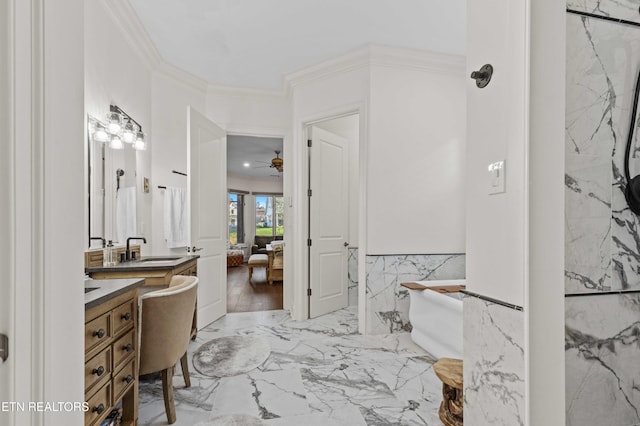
<box><xmin>309</xmin><ymin>126</ymin><xmax>349</xmax><ymax>318</ymax></box>
<box><xmin>188</xmin><ymin>106</ymin><xmax>227</xmax><ymax>328</ymax></box>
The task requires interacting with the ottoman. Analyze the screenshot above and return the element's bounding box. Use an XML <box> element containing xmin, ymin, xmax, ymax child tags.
<box><xmin>227</xmin><ymin>250</ymin><xmax>244</xmax><ymax>267</ymax></box>
<box><xmin>247</xmin><ymin>254</ymin><xmax>269</xmax><ymax>280</ymax></box>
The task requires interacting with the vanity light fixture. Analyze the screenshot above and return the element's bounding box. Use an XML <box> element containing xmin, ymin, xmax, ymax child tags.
<box><xmin>107</xmin><ymin>111</ymin><xmax>122</xmax><ymax>133</ymax></box>
<box><xmin>243</xmin><ymin>162</ymin><xmax>250</xmax><ymax>167</ymax></box>
<box><xmin>110</xmin><ymin>135</ymin><xmax>124</xmax><ymax>150</ymax></box>
<box><xmin>88</xmin><ymin>104</ymin><xmax>147</xmax><ymax>151</ymax></box>
<box><xmin>122</xmin><ymin>119</ymin><xmax>136</xmax><ymax>143</ymax></box>
<box><xmin>93</xmin><ymin>123</ymin><xmax>110</xmax><ymax>142</ymax></box>
<box><xmin>133</xmin><ymin>132</ymin><xmax>146</xmax><ymax>151</ymax></box>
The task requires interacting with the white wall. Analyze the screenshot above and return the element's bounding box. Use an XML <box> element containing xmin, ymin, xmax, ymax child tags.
<box><xmin>367</xmin><ymin>61</ymin><xmax>466</xmax><ymax>255</ymax></box>
<box><xmin>149</xmin><ymin>73</ymin><xmax>208</xmax><ymax>254</ymax></box>
<box><xmin>465</xmin><ymin>0</ymin><xmax>528</xmax><ymax>306</ymax></box>
<box><xmin>85</xmin><ymin>0</ymin><xmax>153</xmax><ymax>254</ymax></box>
<box><xmin>527</xmin><ymin>0</ymin><xmax>566</xmax><ymax>423</ymax></box>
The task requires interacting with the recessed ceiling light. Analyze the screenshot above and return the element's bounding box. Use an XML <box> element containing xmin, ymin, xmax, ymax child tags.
<box><xmin>243</xmin><ymin>162</ymin><xmax>250</xmax><ymax>167</ymax></box>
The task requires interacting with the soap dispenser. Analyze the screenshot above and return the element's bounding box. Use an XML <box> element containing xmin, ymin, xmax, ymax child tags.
<box><xmin>103</xmin><ymin>240</ymin><xmax>115</xmax><ymax>267</ymax></box>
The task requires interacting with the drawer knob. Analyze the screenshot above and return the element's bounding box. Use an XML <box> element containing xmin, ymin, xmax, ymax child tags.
<box><xmin>121</xmin><ymin>312</ymin><xmax>131</xmax><ymax>321</ymax></box>
<box><xmin>123</xmin><ymin>374</ymin><xmax>134</xmax><ymax>384</ymax></box>
<box><xmin>123</xmin><ymin>343</ymin><xmax>133</xmax><ymax>352</ymax></box>
<box><xmin>93</xmin><ymin>329</ymin><xmax>106</xmax><ymax>339</ymax></box>
<box><xmin>92</xmin><ymin>403</ymin><xmax>105</xmax><ymax>414</ymax></box>
<box><xmin>91</xmin><ymin>366</ymin><xmax>105</xmax><ymax>376</ymax></box>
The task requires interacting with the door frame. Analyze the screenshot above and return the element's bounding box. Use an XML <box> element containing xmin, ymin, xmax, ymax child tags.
<box><xmin>290</xmin><ymin>103</ymin><xmax>367</xmax><ymax>331</ymax></box>
<box><xmin>224</xmin><ymin>127</ymin><xmax>289</xmax><ymax>308</ymax></box>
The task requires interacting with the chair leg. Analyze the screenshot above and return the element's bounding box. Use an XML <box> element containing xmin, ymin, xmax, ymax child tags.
<box><xmin>249</xmin><ymin>266</ymin><xmax>253</xmax><ymax>280</ymax></box>
<box><xmin>180</xmin><ymin>353</ymin><xmax>191</xmax><ymax>388</ymax></box>
<box><xmin>161</xmin><ymin>366</ymin><xmax>177</xmax><ymax>424</ymax></box>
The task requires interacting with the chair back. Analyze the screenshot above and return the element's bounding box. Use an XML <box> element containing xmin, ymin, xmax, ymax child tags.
<box><xmin>138</xmin><ymin>276</ymin><xmax>198</xmax><ymax>376</ymax></box>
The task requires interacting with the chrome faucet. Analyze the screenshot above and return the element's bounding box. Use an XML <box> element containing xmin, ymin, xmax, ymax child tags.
<box><xmin>126</xmin><ymin>237</ymin><xmax>147</xmax><ymax>261</ymax></box>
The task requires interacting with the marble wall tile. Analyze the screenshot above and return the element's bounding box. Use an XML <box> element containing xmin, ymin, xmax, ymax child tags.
<box><xmin>565</xmin><ymin>13</ymin><xmax>640</xmax><ymax>293</ymax></box>
<box><xmin>565</xmin><ymin>294</ymin><xmax>640</xmax><ymax>426</ymax></box>
<box><xmin>567</xmin><ymin>0</ymin><xmax>640</xmax><ymax>24</ymax></box>
<box><xmin>463</xmin><ymin>295</ymin><xmax>525</xmax><ymax>426</ymax></box>
<box><xmin>365</xmin><ymin>253</ymin><xmax>465</xmax><ymax>334</ymax></box>
<box><xmin>348</xmin><ymin>247</ymin><xmax>358</xmax><ymax>306</ymax></box>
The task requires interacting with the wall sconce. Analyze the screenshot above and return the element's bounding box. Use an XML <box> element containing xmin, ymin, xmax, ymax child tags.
<box><xmin>89</xmin><ymin>104</ymin><xmax>147</xmax><ymax>150</ymax></box>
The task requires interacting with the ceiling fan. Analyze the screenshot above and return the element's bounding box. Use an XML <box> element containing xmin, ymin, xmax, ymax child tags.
<box><xmin>255</xmin><ymin>150</ymin><xmax>283</xmax><ymax>173</ymax></box>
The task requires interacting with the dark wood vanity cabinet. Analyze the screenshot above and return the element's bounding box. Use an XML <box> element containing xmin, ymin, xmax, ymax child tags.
<box><xmin>85</xmin><ymin>289</ymin><xmax>138</xmax><ymax>426</ymax></box>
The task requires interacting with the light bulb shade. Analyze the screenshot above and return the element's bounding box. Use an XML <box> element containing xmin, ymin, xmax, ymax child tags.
<box><xmin>93</xmin><ymin>127</ymin><xmax>109</xmax><ymax>142</ymax></box>
<box><xmin>107</xmin><ymin>111</ymin><xmax>122</xmax><ymax>133</ymax></box>
<box><xmin>110</xmin><ymin>135</ymin><xmax>124</xmax><ymax>150</ymax></box>
<box><xmin>133</xmin><ymin>132</ymin><xmax>146</xmax><ymax>150</ymax></box>
<box><xmin>122</xmin><ymin>119</ymin><xmax>136</xmax><ymax>143</ymax></box>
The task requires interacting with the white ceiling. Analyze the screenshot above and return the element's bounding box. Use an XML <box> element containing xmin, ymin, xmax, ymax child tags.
<box><xmin>128</xmin><ymin>0</ymin><xmax>466</xmax><ymax>91</ymax></box>
<box><xmin>227</xmin><ymin>135</ymin><xmax>284</xmax><ymax>178</ymax></box>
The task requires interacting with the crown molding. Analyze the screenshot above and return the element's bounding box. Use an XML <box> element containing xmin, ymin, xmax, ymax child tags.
<box><xmin>155</xmin><ymin>61</ymin><xmax>210</xmax><ymax>93</ymax></box>
<box><xmin>284</xmin><ymin>44</ymin><xmax>466</xmax><ymax>93</ymax></box>
<box><xmin>284</xmin><ymin>46</ymin><xmax>371</xmax><ymax>91</ymax></box>
<box><xmin>100</xmin><ymin>0</ymin><xmax>163</xmax><ymax>71</ymax></box>
<box><xmin>368</xmin><ymin>45</ymin><xmax>466</xmax><ymax>76</ymax></box>
<box><xmin>206</xmin><ymin>84</ymin><xmax>286</xmax><ymax>99</ymax></box>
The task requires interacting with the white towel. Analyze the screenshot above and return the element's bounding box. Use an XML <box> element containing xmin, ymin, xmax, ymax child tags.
<box><xmin>116</xmin><ymin>186</ymin><xmax>137</xmax><ymax>244</ymax></box>
<box><xmin>164</xmin><ymin>187</ymin><xmax>188</xmax><ymax>248</ymax></box>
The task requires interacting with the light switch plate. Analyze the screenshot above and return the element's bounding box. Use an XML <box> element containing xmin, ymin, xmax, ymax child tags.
<box><xmin>488</xmin><ymin>160</ymin><xmax>506</xmax><ymax>194</ymax></box>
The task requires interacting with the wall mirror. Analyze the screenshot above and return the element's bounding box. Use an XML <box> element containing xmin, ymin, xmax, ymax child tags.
<box><xmin>87</xmin><ymin>109</ymin><xmax>144</xmax><ymax>248</ymax></box>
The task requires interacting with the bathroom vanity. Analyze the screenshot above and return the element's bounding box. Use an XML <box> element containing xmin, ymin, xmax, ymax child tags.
<box><xmin>84</xmin><ymin>278</ymin><xmax>144</xmax><ymax>426</ymax></box>
<box><xmin>85</xmin><ymin>254</ymin><xmax>199</xmax><ymax>338</ymax></box>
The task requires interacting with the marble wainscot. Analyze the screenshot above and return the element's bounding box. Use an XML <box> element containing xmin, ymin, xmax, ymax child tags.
<box><xmin>365</xmin><ymin>253</ymin><xmax>465</xmax><ymax>334</ymax></box>
<box><xmin>348</xmin><ymin>247</ymin><xmax>358</xmax><ymax>306</ymax></box>
<box><xmin>463</xmin><ymin>295</ymin><xmax>525</xmax><ymax>425</ymax></box>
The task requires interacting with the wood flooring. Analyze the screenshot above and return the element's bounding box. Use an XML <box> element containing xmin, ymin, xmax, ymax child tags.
<box><xmin>226</xmin><ymin>263</ymin><xmax>283</xmax><ymax>313</ymax></box>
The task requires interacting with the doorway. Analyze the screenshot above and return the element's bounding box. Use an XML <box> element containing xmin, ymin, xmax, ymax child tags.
<box><xmin>226</xmin><ymin>135</ymin><xmax>285</xmax><ymax>312</ymax></box>
<box><xmin>306</xmin><ymin>113</ymin><xmax>360</xmax><ymax>318</ymax></box>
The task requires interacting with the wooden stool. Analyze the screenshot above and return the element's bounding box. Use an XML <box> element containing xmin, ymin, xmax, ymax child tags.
<box><xmin>248</xmin><ymin>254</ymin><xmax>269</xmax><ymax>281</ymax></box>
<box><xmin>433</xmin><ymin>357</ymin><xmax>463</xmax><ymax>426</ymax></box>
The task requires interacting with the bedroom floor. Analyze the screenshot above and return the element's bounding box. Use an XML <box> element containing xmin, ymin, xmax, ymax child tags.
<box><xmin>138</xmin><ymin>306</ymin><xmax>443</xmax><ymax>425</ymax></box>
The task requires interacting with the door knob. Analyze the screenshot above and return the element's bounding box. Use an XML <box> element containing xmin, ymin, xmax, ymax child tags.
<box><xmin>344</xmin><ymin>242</ymin><xmax>349</xmax><ymax>247</ymax></box>
<box><xmin>192</xmin><ymin>246</ymin><xmax>203</xmax><ymax>252</ymax></box>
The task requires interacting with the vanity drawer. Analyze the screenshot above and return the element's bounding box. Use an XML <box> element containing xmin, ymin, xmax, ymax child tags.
<box><xmin>112</xmin><ymin>299</ymin><xmax>136</xmax><ymax>336</ymax></box>
<box><xmin>85</xmin><ymin>381</ymin><xmax>111</xmax><ymax>426</ymax></box>
<box><xmin>85</xmin><ymin>312</ymin><xmax>111</xmax><ymax>353</ymax></box>
<box><xmin>112</xmin><ymin>358</ymin><xmax>136</xmax><ymax>403</ymax></box>
<box><xmin>85</xmin><ymin>347</ymin><xmax>112</xmax><ymax>393</ymax></box>
<box><xmin>112</xmin><ymin>329</ymin><xmax>136</xmax><ymax>369</ymax></box>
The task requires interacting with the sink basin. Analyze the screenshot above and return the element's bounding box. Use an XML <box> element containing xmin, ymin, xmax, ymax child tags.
<box><xmin>85</xmin><ymin>287</ymin><xmax>99</xmax><ymax>294</ymax></box>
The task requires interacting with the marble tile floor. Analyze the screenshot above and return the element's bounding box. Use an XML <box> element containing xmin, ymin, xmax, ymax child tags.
<box><xmin>138</xmin><ymin>306</ymin><xmax>444</xmax><ymax>426</ymax></box>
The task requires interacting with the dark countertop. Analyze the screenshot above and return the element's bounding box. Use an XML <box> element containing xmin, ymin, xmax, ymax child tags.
<box><xmin>85</xmin><ymin>255</ymin><xmax>199</xmax><ymax>274</ymax></box>
<box><xmin>85</xmin><ymin>278</ymin><xmax>145</xmax><ymax>310</ymax></box>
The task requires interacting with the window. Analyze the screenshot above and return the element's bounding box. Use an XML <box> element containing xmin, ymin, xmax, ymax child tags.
<box><xmin>228</xmin><ymin>192</ymin><xmax>245</xmax><ymax>244</ymax></box>
<box><xmin>255</xmin><ymin>194</ymin><xmax>284</xmax><ymax>237</ymax></box>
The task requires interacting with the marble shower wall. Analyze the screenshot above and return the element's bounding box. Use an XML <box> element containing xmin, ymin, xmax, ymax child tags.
<box><xmin>565</xmin><ymin>8</ymin><xmax>640</xmax><ymax>293</ymax></box>
<box><xmin>463</xmin><ymin>296</ymin><xmax>525</xmax><ymax>425</ymax></box>
<box><xmin>566</xmin><ymin>294</ymin><xmax>640</xmax><ymax>426</ymax></box>
<box><xmin>365</xmin><ymin>253</ymin><xmax>465</xmax><ymax>334</ymax></box>
<box><xmin>565</xmin><ymin>2</ymin><xmax>640</xmax><ymax>425</ymax></box>
<box><xmin>348</xmin><ymin>248</ymin><xmax>358</xmax><ymax>306</ymax></box>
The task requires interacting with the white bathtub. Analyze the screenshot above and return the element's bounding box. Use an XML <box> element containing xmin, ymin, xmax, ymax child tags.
<box><xmin>403</xmin><ymin>279</ymin><xmax>465</xmax><ymax>359</ymax></box>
